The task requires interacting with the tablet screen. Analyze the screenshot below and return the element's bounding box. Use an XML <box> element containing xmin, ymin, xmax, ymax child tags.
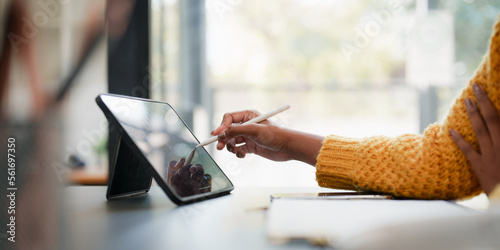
<box><xmin>98</xmin><ymin>94</ymin><xmax>233</xmax><ymax>202</ymax></box>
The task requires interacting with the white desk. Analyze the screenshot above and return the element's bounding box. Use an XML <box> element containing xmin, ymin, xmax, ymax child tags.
<box><xmin>62</xmin><ymin>186</ymin><xmax>331</xmax><ymax>250</ymax></box>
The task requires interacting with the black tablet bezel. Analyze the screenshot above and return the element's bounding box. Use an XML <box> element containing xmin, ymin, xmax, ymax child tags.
<box><xmin>96</xmin><ymin>93</ymin><xmax>234</xmax><ymax>205</ymax></box>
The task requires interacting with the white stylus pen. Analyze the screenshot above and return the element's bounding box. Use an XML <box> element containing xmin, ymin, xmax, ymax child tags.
<box><xmin>195</xmin><ymin>104</ymin><xmax>291</xmax><ymax>148</ymax></box>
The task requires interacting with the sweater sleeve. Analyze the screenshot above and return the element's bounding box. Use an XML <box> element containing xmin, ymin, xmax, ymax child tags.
<box><xmin>316</xmin><ymin>15</ymin><xmax>500</xmax><ymax>200</ymax></box>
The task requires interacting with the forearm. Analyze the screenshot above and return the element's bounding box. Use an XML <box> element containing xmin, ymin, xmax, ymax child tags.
<box><xmin>283</xmin><ymin>128</ymin><xmax>324</xmax><ymax>166</ymax></box>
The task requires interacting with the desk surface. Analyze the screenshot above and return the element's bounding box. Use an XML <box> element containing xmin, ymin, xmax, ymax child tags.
<box><xmin>62</xmin><ymin>185</ymin><xmax>332</xmax><ymax>250</ymax></box>
<box><xmin>62</xmin><ymin>186</ymin><xmax>492</xmax><ymax>250</ymax></box>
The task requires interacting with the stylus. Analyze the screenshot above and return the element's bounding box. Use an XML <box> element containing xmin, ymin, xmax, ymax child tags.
<box><xmin>195</xmin><ymin>104</ymin><xmax>291</xmax><ymax>148</ymax></box>
<box><xmin>184</xmin><ymin>147</ymin><xmax>196</xmax><ymax>166</ymax></box>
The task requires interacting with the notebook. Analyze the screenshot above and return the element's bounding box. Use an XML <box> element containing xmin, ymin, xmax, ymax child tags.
<box><xmin>266</xmin><ymin>199</ymin><xmax>478</xmax><ymax>247</ymax></box>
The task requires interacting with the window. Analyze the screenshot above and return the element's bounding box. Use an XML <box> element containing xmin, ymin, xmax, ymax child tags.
<box><xmin>152</xmin><ymin>0</ymin><xmax>500</xmax><ymax>186</ymax></box>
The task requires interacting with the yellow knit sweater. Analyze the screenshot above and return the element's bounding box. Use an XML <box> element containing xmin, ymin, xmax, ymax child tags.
<box><xmin>316</xmin><ymin>15</ymin><xmax>500</xmax><ymax>200</ymax></box>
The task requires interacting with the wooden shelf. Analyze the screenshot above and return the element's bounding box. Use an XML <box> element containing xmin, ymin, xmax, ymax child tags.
<box><xmin>67</xmin><ymin>169</ymin><xmax>108</xmax><ymax>185</ymax></box>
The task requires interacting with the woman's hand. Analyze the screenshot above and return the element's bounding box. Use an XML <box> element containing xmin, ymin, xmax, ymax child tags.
<box><xmin>449</xmin><ymin>83</ymin><xmax>500</xmax><ymax>196</ymax></box>
<box><xmin>211</xmin><ymin>110</ymin><xmax>292</xmax><ymax>161</ymax></box>
<box><xmin>212</xmin><ymin>109</ymin><xmax>324</xmax><ymax>166</ymax></box>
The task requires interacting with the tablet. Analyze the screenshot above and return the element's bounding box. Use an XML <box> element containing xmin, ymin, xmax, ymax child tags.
<box><xmin>96</xmin><ymin>94</ymin><xmax>234</xmax><ymax>204</ymax></box>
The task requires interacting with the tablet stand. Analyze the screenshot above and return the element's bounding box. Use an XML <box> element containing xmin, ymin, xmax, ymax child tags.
<box><xmin>106</xmin><ymin>135</ymin><xmax>153</xmax><ymax>199</ymax></box>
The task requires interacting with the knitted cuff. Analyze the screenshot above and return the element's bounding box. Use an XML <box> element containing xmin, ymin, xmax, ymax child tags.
<box><xmin>315</xmin><ymin>135</ymin><xmax>361</xmax><ymax>190</ymax></box>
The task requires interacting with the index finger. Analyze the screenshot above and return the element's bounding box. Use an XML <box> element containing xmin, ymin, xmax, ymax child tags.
<box><xmin>474</xmin><ymin>83</ymin><xmax>500</xmax><ymax>144</ymax></box>
<box><xmin>211</xmin><ymin>110</ymin><xmax>261</xmax><ymax>136</ymax></box>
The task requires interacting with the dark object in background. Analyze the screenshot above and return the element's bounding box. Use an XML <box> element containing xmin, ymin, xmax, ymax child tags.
<box><xmin>68</xmin><ymin>154</ymin><xmax>86</xmax><ymax>168</ymax></box>
<box><xmin>106</xmin><ymin>0</ymin><xmax>150</xmax><ymax>174</ymax></box>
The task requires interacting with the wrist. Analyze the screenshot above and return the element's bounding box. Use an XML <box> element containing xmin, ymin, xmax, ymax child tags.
<box><xmin>281</xmin><ymin>128</ymin><xmax>324</xmax><ymax>166</ymax></box>
<box><xmin>280</xmin><ymin>128</ymin><xmax>294</xmax><ymax>161</ymax></box>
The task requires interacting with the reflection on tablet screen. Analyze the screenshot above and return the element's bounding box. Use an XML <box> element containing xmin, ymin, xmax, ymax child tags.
<box><xmin>99</xmin><ymin>95</ymin><xmax>232</xmax><ymax>200</ymax></box>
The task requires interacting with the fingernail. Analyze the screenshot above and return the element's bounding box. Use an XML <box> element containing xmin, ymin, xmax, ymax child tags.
<box><xmin>448</xmin><ymin>128</ymin><xmax>458</xmax><ymax>139</ymax></box>
<box><xmin>210</xmin><ymin>130</ymin><xmax>215</xmax><ymax>135</ymax></box>
<box><xmin>227</xmin><ymin>144</ymin><xmax>233</xmax><ymax>153</ymax></box>
<box><xmin>218</xmin><ymin>132</ymin><xmax>227</xmax><ymax>140</ymax></box>
<box><xmin>473</xmin><ymin>83</ymin><xmax>486</xmax><ymax>100</ymax></box>
<box><xmin>236</xmin><ymin>152</ymin><xmax>243</xmax><ymax>158</ymax></box>
<box><xmin>216</xmin><ymin>141</ymin><xmax>224</xmax><ymax>151</ymax></box>
<box><xmin>465</xmin><ymin>98</ymin><xmax>475</xmax><ymax>111</ymax></box>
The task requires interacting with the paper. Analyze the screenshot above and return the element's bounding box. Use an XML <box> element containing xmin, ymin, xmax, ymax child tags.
<box><xmin>266</xmin><ymin>199</ymin><xmax>477</xmax><ymax>246</ymax></box>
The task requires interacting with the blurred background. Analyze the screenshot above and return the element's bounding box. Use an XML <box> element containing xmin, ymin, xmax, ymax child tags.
<box><xmin>2</xmin><ymin>0</ymin><xmax>500</xmax><ymax>189</ymax></box>
<box><xmin>152</xmin><ymin>0</ymin><xmax>500</xmax><ymax>187</ymax></box>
